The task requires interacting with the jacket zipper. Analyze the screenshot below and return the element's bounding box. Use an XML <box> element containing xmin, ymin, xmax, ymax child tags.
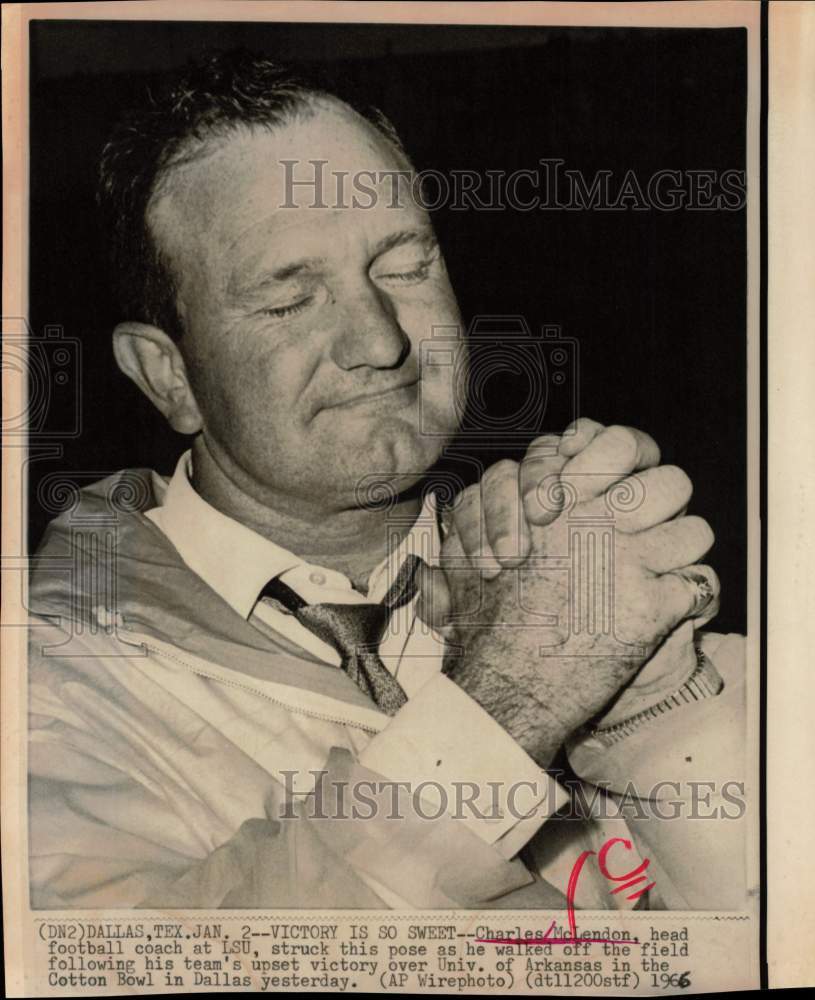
<box><xmin>119</xmin><ymin>628</ymin><xmax>383</xmax><ymax>736</ymax></box>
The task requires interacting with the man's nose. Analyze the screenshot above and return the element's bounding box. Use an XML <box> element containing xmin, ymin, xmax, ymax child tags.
<box><xmin>329</xmin><ymin>283</ymin><xmax>410</xmax><ymax>370</ymax></box>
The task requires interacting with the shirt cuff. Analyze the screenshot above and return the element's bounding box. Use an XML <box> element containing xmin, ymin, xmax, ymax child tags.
<box><xmin>358</xmin><ymin>672</ymin><xmax>567</xmax><ymax>858</ymax></box>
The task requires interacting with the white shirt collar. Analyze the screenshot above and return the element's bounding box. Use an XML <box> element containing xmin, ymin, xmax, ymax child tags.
<box><xmin>146</xmin><ymin>451</ymin><xmax>440</xmax><ymax>619</ymax></box>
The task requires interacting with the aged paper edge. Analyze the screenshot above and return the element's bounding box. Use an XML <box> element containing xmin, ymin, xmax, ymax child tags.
<box><xmin>0</xmin><ymin>0</ymin><xmax>781</xmax><ymax>994</ymax></box>
<box><xmin>767</xmin><ymin>0</ymin><xmax>815</xmax><ymax>991</ymax></box>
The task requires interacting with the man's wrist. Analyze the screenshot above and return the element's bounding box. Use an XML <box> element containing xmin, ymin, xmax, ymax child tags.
<box><xmin>445</xmin><ymin>649</ymin><xmax>570</xmax><ymax>768</ymax></box>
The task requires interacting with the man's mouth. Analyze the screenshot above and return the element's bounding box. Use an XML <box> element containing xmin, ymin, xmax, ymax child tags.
<box><xmin>327</xmin><ymin>378</ymin><xmax>420</xmax><ymax>411</ymax></box>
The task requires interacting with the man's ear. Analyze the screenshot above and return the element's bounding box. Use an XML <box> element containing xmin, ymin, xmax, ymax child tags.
<box><xmin>112</xmin><ymin>322</ymin><xmax>203</xmax><ymax>434</ymax></box>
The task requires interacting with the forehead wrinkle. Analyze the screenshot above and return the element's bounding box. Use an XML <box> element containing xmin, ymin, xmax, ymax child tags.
<box><xmin>148</xmin><ymin>101</ymin><xmax>322</xmax><ymax>211</ymax></box>
<box><xmin>226</xmin><ymin>258</ymin><xmax>325</xmax><ymax>302</ymax></box>
<box><xmin>148</xmin><ymin>98</ymin><xmax>408</xmax><ymax>248</ymax></box>
<box><xmin>224</xmin><ymin>205</ymin><xmax>347</xmax><ymax>258</ymax></box>
<box><xmin>146</xmin><ymin>116</ymin><xmax>301</xmax><ymax>272</ymax></box>
<box><xmin>147</xmin><ymin>105</ymin><xmax>417</xmax><ymax>307</ymax></box>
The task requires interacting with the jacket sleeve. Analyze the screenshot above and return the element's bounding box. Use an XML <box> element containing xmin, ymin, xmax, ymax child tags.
<box><xmin>28</xmin><ymin>618</ymin><xmax>562</xmax><ymax>910</ymax></box>
<box><xmin>566</xmin><ymin>630</ymin><xmax>751</xmax><ymax>909</ymax></box>
<box><xmin>30</xmin><ymin>741</ymin><xmax>554</xmax><ymax>910</ymax></box>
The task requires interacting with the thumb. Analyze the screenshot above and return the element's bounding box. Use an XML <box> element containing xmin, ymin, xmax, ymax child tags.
<box><xmin>415</xmin><ymin>561</ymin><xmax>452</xmax><ymax>633</ymax></box>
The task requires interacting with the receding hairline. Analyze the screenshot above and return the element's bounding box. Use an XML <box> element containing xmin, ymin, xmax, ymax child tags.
<box><xmin>143</xmin><ymin>95</ymin><xmax>414</xmax><ymax>317</ymax></box>
<box><xmin>150</xmin><ymin>94</ymin><xmax>409</xmax><ymax>203</ymax></box>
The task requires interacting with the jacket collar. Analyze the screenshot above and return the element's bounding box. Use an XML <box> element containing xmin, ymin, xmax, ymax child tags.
<box><xmin>29</xmin><ymin>468</ymin><xmax>384</xmax><ymax>710</ymax></box>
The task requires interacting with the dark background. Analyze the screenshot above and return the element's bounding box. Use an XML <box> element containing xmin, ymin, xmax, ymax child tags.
<box><xmin>28</xmin><ymin>20</ymin><xmax>747</xmax><ymax>633</ymax></box>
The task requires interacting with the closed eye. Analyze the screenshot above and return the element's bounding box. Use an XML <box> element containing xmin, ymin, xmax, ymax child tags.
<box><xmin>378</xmin><ymin>261</ymin><xmax>433</xmax><ymax>284</ymax></box>
<box><xmin>374</xmin><ymin>248</ymin><xmax>441</xmax><ymax>287</ymax></box>
<box><xmin>259</xmin><ymin>296</ymin><xmax>314</xmax><ymax>319</ymax></box>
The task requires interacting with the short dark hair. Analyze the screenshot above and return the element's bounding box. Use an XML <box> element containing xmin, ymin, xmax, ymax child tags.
<box><xmin>97</xmin><ymin>49</ymin><xmax>406</xmax><ymax>340</ymax></box>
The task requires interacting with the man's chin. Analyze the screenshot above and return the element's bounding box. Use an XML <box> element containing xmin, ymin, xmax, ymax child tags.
<box><xmin>331</xmin><ymin>431</ymin><xmax>452</xmax><ymax>507</ymax></box>
<box><xmin>351</xmin><ymin>470</ymin><xmax>428</xmax><ymax>509</ymax></box>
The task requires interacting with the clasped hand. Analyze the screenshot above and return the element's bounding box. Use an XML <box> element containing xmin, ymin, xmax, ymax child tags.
<box><xmin>416</xmin><ymin>418</ymin><xmax>719</xmax><ymax>766</ymax></box>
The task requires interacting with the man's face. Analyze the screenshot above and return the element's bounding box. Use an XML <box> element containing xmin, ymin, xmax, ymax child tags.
<box><xmin>149</xmin><ymin>101</ymin><xmax>466</xmax><ymax>510</ymax></box>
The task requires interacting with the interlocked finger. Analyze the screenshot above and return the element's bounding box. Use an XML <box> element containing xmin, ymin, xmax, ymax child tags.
<box><xmin>560</xmin><ymin>424</ymin><xmax>662</xmax><ymax>505</ymax></box>
<box><xmin>558</xmin><ymin>417</ymin><xmax>606</xmax><ymax>458</ymax></box>
<box><xmin>450</xmin><ymin>483</ymin><xmax>502</xmax><ymax>578</ymax></box>
<box><xmin>578</xmin><ymin>465</ymin><xmax>693</xmax><ymax>532</ymax></box>
<box><xmin>656</xmin><ymin>564</ymin><xmax>721</xmax><ymax>630</ymax></box>
<box><xmin>481</xmin><ymin>459</ymin><xmax>531</xmax><ymax>567</ymax></box>
<box><xmin>520</xmin><ymin>434</ymin><xmax>568</xmax><ymax>526</ymax></box>
<box><xmin>635</xmin><ymin>515</ymin><xmax>715</xmax><ymax>574</ymax></box>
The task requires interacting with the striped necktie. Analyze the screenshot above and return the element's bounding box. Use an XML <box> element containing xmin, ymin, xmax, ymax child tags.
<box><xmin>259</xmin><ymin>554</ymin><xmax>421</xmax><ymax>715</ymax></box>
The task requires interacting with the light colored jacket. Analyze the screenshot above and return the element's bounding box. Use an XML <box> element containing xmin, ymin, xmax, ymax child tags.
<box><xmin>28</xmin><ymin>470</ymin><xmax>749</xmax><ymax>910</ymax></box>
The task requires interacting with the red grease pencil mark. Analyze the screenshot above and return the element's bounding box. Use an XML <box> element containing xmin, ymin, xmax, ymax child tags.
<box><xmin>609</xmin><ymin>875</ymin><xmax>647</xmax><ymax>894</ymax></box>
<box><xmin>477</xmin><ymin>836</ymin><xmax>652</xmax><ymax>947</ymax></box>
<box><xmin>598</xmin><ymin>836</ymin><xmax>656</xmax><ymax>903</ymax></box>
<box><xmin>566</xmin><ymin>849</ymin><xmax>596</xmax><ymax>941</ymax></box>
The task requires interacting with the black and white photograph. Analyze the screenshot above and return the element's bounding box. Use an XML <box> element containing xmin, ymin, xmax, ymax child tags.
<box><xmin>5</xmin><ymin>0</ymin><xmax>806</xmax><ymax>995</ymax></box>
